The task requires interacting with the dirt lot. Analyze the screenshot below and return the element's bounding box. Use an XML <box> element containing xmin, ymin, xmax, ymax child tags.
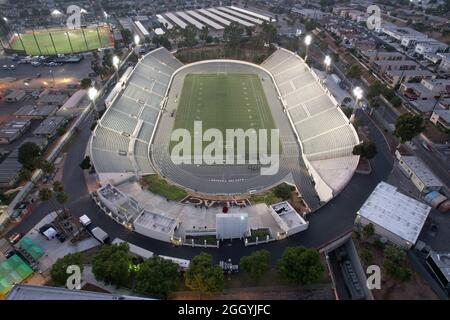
<box><xmin>354</xmin><ymin>235</ymin><xmax>438</xmax><ymax>300</ymax></box>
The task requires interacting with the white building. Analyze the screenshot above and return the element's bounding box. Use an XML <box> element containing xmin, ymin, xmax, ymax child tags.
<box><xmin>382</xmin><ymin>26</ymin><xmax>429</xmax><ymax>48</ymax></box>
<box><xmin>270</xmin><ymin>201</ymin><xmax>309</xmax><ymax>238</ymax></box>
<box><xmin>355</xmin><ymin>182</ymin><xmax>431</xmax><ymax>249</ymax></box>
<box><xmin>415</xmin><ymin>40</ymin><xmax>448</xmax><ymax>55</ymax></box>
<box><xmin>437</xmin><ymin>52</ymin><xmax>450</xmax><ymax>73</ymax></box>
<box><xmin>216</xmin><ymin>213</ymin><xmax>248</xmax><ymax>240</ymax></box>
<box><xmin>397</xmin><ymin>154</ymin><xmax>444</xmax><ymax>193</ymax></box>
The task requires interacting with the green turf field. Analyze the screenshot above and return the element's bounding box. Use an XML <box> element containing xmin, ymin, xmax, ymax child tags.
<box><xmin>172</xmin><ymin>73</ymin><xmax>277</xmax><ymax>157</ymax></box>
<box><xmin>10</xmin><ymin>27</ymin><xmax>112</xmax><ymax>55</ymax></box>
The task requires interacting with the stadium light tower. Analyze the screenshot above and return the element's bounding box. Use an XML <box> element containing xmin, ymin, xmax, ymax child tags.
<box><xmin>88</xmin><ymin>86</ymin><xmax>99</xmax><ymax>112</ymax></box>
<box><xmin>350</xmin><ymin>86</ymin><xmax>363</xmax><ymax>123</ymax></box>
<box><xmin>324</xmin><ymin>55</ymin><xmax>331</xmax><ymax>73</ymax></box>
<box><xmin>112</xmin><ymin>55</ymin><xmax>120</xmax><ymax>79</ymax></box>
<box><xmin>51</xmin><ymin>9</ymin><xmax>63</xmax><ymax>16</ymax></box>
<box><xmin>304</xmin><ymin>35</ymin><xmax>312</xmax><ymax>64</ymax></box>
<box><xmin>134</xmin><ymin>34</ymin><xmax>141</xmax><ymax>57</ymax></box>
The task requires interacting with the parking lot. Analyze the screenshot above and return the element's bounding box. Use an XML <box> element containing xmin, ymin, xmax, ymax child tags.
<box><xmin>0</xmin><ymin>54</ymin><xmax>94</xmax><ymax>90</ymax></box>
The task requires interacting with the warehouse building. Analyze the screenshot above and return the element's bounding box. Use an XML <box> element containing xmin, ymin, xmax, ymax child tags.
<box><xmin>355</xmin><ymin>182</ymin><xmax>431</xmax><ymax>249</ymax></box>
<box><xmin>33</xmin><ymin>116</ymin><xmax>67</xmax><ymax>139</ymax></box>
<box><xmin>14</xmin><ymin>104</ymin><xmax>58</xmax><ymax>119</ymax></box>
<box><xmin>0</xmin><ymin>120</ymin><xmax>31</xmax><ymax>144</ymax></box>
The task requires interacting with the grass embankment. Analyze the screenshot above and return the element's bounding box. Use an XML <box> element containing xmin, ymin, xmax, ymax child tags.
<box><xmin>140</xmin><ymin>175</ymin><xmax>187</xmax><ymax>201</ymax></box>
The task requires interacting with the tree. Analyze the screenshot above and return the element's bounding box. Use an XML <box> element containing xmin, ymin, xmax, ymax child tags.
<box><xmin>274</xmin><ymin>183</ymin><xmax>293</xmax><ymax>200</ymax></box>
<box><xmin>390</xmin><ymin>96</ymin><xmax>402</xmax><ymax>108</ymax></box>
<box><xmin>260</xmin><ymin>21</ymin><xmax>277</xmax><ymax>44</ymax></box>
<box><xmin>56</xmin><ymin>192</ymin><xmax>68</xmax><ymax>210</ymax></box>
<box><xmin>352</xmin><ymin>141</ymin><xmax>377</xmax><ymax>159</ymax></box>
<box><xmin>277</xmin><ymin>247</ymin><xmax>324</xmax><ymax>285</ymax></box>
<box><xmin>56</xmin><ymin>127</ymin><xmax>67</xmax><ymax>136</ymax></box>
<box><xmin>40</xmin><ymin>160</ymin><xmax>55</xmax><ymax>176</ymax></box>
<box><xmin>80</xmin><ymin>155</ymin><xmax>92</xmax><ymax>170</ymax></box>
<box><xmin>92</xmin><ymin>243</ymin><xmax>132</xmax><ymax>288</ymax></box>
<box><xmin>134</xmin><ymin>256</ymin><xmax>180</xmax><ymax>297</ymax></box>
<box><xmin>224</xmin><ymin>22</ymin><xmax>243</xmax><ymax>48</ymax></box>
<box><xmin>200</xmin><ymin>26</ymin><xmax>209</xmax><ymax>41</ymax></box>
<box><xmin>361</xmin><ymin>223</ymin><xmax>375</xmax><ymax>240</ymax></box>
<box><xmin>80</xmin><ymin>78</ymin><xmax>92</xmax><ymax>89</ymax></box>
<box><xmin>394</xmin><ymin>113</ymin><xmax>425</xmax><ymax>144</ymax></box>
<box><xmin>346</xmin><ymin>65</ymin><xmax>362</xmax><ymax>80</ymax></box>
<box><xmin>18</xmin><ymin>142</ymin><xmax>41</xmax><ymax>170</ymax></box>
<box><xmin>181</xmin><ymin>26</ymin><xmax>197</xmax><ymax>48</ymax></box>
<box><xmin>39</xmin><ymin>188</ymin><xmax>52</xmax><ymax>203</ymax></box>
<box><xmin>383</xmin><ymin>244</ymin><xmax>412</xmax><ymax>282</ymax></box>
<box><xmin>50</xmin><ymin>253</ymin><xmax>83</xmax><ymax>286</ymax></box>
<box><xmin>240</xmin><ymin>250</ymin><xmax>271</xmax><ymax>281</ymax></box>
<box><xmin>185</xmin><ymin>252</ymin><xmax>224</xmax><ymax>293</ymax></box>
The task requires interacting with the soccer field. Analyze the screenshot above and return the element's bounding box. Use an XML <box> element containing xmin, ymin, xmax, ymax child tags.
<box><xmin>10</xmin><ymin>27</ymin><xmax>112</xmax><ymax>55</ymax></box>
<box><xmin>172</xmin><ymin>73</ymin><xmax>277</xmax><ymax>157</ymax></box>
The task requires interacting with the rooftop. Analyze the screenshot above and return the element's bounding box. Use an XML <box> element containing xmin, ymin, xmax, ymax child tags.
<box><xmin>33</xmin><ymin>116</ymin><xmax>66</xmax><ymax>136</ymax></box>
<box><xmin>400</xmin><ymin>156</ymin><xmax>444</xmax><ymax>188</ymax></box>
<box><xmin>14</xmin><ymin>104</ymin><xmax>57</xmax><ymax>118</ymax></box>
<box><xmin>433</xmin><ymin>109</ymin><xmax>450</xmax><ymax>123</ymax></box>
<box><xmin>134</xmin><ymin>210</ymin><xmax>177</xmax><ymax>235</ymax></box>
<box><xmin>358</xmin><ymin>181</ymin><xmax>431</xmax><ymax>245</ymax></box>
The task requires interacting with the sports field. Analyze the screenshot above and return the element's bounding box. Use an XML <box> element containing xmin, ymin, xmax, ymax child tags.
<box><xmin>172</xmin><ymin>73</ymin><xmax>277</xmax><ymax>157</ymax></box>
<box><xmin>9</xmin><ymin>27</ymin><xmax>112</xmax><ymax>55</ymax></box>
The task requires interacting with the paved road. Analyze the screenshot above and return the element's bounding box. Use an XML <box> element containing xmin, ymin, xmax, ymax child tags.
<box><xmin>6</xmin><ymin>106</ymin><xmax>393</xmax><ymax>264</ymax></box>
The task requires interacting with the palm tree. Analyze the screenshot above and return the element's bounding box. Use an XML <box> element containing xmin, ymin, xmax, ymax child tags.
<box><xmin>52</xmin><ymin>180</ymin><xmax>64</xmax><ymax>193</ymax></box>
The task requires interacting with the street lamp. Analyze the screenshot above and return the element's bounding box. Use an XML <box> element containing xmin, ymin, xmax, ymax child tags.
<box><xmin>324</xmin><ymin>55</ymin><xmax>331</xmax><ymax>72</ymax></box>
<box><xmin>49</xmin><ymin>69</ymin><xmax>55</xmax><ymax>87</ymax></box>
<box><xmin>2</xmin><ymin>17</ymin><xmax>7</xmax><ymax>22</ymax></box>
<box><xmin>304</xmin><ymin>35</ymin><xmax>312</xmax><ymax>63</ymax></box>
<box><xmin>350</xmin><ymin>86</ymin><xmax>363</xmax><ymax>123</ymax></box>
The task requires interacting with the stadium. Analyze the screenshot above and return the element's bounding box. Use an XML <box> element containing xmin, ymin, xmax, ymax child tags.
<box><xmin>89</xmin><ymin>47</ymin><xmax>360</xmax><ymax>242</ymax></box>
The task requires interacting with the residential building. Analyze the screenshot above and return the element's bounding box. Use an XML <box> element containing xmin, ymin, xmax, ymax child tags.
<box><xmin>362</xmin><ymin>51</ymin><xmax>405</xmax><ymax>65</ymax></box>
<box><xmin>373</xmin><ymin>59</ymin><xmax>418</xmax><ymax>74</ymax></box>
<box><xmin>430</xmin><ymin>109</ymin><xmax>450</xmax><ymax>130</ymax></box>
<box><xmin>414</xmin><ymin>40</ymin><xmax>448</xmax><ymax>55</ymax></box>
<box><xmin>382</xmin><ymin>26</ymin><xmax>429</xmax><ymax>47</ymax></box>
<box><xmin>437</xmin><ymin>52</ymin><xmax>450</xmax><ymax>73</ymax></box>
<box><xmin>384</xmin><ymin>69</ymin><xmax>434</xmax><ymax>87</ymax></box>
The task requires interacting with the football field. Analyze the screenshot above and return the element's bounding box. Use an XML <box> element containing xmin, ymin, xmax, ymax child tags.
<box><xmin>172</xmin><ymin>73</ymin><xmax>277</xmax><ymax>157</ymax></box>
<box><xmin>10</xmin><ymin>27</ymin><xmax>112</xmax><ymax>55</ymax></box>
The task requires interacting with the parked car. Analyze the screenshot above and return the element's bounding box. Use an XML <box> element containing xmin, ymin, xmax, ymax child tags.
<box><xmin>8</xmin><ymin>232</ymin><xmax>23</xmax><ymax>244</ymax></box>
<box><xmin>422</xmin><ymin>141</ymin><xmax>432</xmax><ymax>152</ymax></box>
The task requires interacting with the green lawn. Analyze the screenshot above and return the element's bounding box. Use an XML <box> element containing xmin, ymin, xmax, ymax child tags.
<box><xmin>10</xmin><ymin>27</ymin><xmax>112</xmax><ymax>55</ymax></box>
<box><xmin>171</xmin><ymin>73</ymin><xmax>277</xmax><ymax>158</ymax></box>
<box><xmin>140</xmin><ymin>175</ymin><xmax>188</xmax><ymax>201</ymax></box>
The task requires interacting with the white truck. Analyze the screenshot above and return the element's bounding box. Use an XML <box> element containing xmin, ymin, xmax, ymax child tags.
<box><xmin>91</xmin><ymin>227</ymin><xmax>109</xmax><ymax>244</ymax></box>
<box><xmin>79</xmin><ymin>215</ymin><xmax>92</xmax><ymax>227</ymax></box>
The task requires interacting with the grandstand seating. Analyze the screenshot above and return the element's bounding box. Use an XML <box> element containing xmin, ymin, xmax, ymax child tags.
<box><xmin>262</xmin><ymin>48</ymin><xmax>360</xmax><ymax>195</ymax></box>
<box><xmin>91</xmin><ymin>47</ymin><xmax>180</xmax><ymax>174</ymax></box>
